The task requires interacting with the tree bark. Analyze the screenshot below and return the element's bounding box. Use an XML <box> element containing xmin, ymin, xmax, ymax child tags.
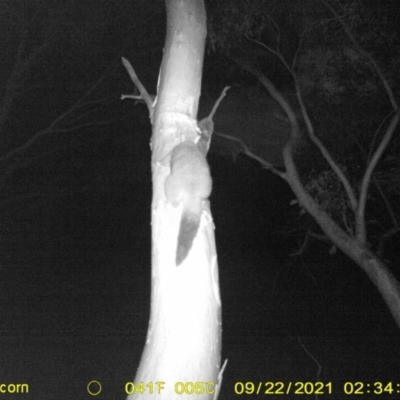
<box><xmin>127</xmin><ymin>1</ymin><xmax>222</xmax><ymax>399</ymax></box>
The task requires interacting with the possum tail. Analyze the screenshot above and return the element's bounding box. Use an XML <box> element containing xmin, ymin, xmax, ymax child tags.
<box><xmin>176</xmin><ymin>209</ymin><xmax>201</xmax><ymax>266</ymax></box>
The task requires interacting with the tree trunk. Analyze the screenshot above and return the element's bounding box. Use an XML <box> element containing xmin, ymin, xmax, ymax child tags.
<box><xmin>127</xmin><ymin>1</ymin><xmax>222</xmax><ymax>399</ymax></box>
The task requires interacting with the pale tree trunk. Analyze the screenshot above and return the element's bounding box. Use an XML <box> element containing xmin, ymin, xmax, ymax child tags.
<box><xmin>126</xmin><ymin>1</ymin><xmax>222</xmax><ymax>399</ymax></box>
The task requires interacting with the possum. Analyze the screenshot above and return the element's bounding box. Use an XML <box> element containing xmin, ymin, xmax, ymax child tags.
<box><xmin>164</xmin><ymin>140</ymin><xmax>212</xmax><ymax>266</ymax></box>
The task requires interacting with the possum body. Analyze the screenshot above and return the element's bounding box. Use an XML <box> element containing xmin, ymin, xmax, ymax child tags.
<box><xmin>164</xmin><ymin>140</ymin><xmax>212</xmax><ymax>266</ymax></box>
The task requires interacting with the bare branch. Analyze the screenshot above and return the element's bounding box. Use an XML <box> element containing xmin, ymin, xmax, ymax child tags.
<box><xmin>232</xmin><ymin>59</ymin><xmax>357</xmax><ymax>262</ymax></box>
<box><xmin>357</xmin><ymin>111</ymin><xmax>399</xmax><ymax>242</ymax></box>
<box><xmin>121</xmin><ymin>57</ymin><xmax>155</xmax><ymax>120</ymax></box>
<box><xmin>232</xmin><ymin>57</ymin><xmax>299</xmax><ymax>135</ymax></box>
<box><xmin>373</xmin><ymin>176</ymin><xmax>399</xmax><ymax>230</ymax></box>
<box><xmin>207</xmin><ymin>86</ymin><xmax>230</xmax><ymax>121</ymax></box>
<box><xmin>0</xmin><ymin>99</ymin><xmax>103</xmax><ymax>163</ymax></box>
<box><xmin>247</xmin><ymin>36</ymin><xmax>358</xmax><ymax>212</ymax></box>
<box><xmin>323</xmin><ymin>0</ymin><xmax>400</xmax><ymax>243</ymax></box>
<box><xmin>215</xmin><ymin>131</ymin><xmax>286</xmax><ymax>179</ymax></box>
<box><xmin>296</xmin><ymin>78</ymin><xmax>358</xmax><ymax>212</ymax></box>
<box><xmin>198</xmin><ymin>86</ymin><xmax>230</xmax><ymax>155</ymax></box>
<box><xmin>1</xmin><ymin>46</ymin><xmax>114</xmax><ymax>164</ymax></box>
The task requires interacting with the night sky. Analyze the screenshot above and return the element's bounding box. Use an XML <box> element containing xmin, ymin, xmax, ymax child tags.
<box><xmin>1</xmin><ymin>1</ymin><xmax>400</xmax><ymax>399</ymax></box>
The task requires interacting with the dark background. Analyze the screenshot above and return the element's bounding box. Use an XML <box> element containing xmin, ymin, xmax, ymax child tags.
<box><xmin>0</xmin><ymin>1</ymin><xmax>399</xmax><ymax>399</ymax></box>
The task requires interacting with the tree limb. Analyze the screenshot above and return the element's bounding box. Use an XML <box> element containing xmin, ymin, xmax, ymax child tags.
<box><xmin>121</xmin><ymin>57</ymin><xmax>155</xmax><ymax>121</ymax></box>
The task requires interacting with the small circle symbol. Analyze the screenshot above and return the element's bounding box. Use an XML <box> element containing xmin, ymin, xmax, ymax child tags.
<box><xmin>87</xmin><ymin>380</ymin><xmax>102</xmax><ymax>396</ymax></box>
